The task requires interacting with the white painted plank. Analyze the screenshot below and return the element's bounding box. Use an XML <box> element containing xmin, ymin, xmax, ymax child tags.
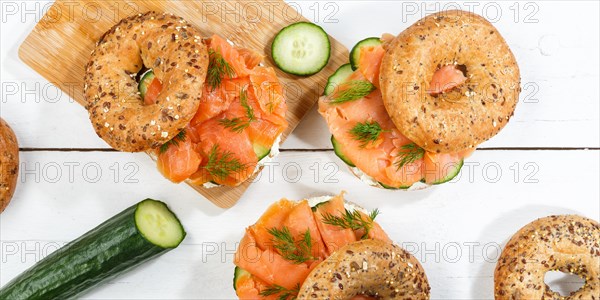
<box><xmin>1</xmin><ymin>150</ymin><xmax>598</xmax><ymax>298</ymax></box>
<box><xmin>1</xmin><ymin>1</ymin><xmax>598</xmax><ymax>149</ymax></box>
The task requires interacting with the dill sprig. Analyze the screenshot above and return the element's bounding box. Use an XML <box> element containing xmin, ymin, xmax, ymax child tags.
<box><xmin>218</xmin><ymin>89</ymin><xmax>255</xmax><ymax>133</ymax></box>
<box><xmin>268</xmin><ymin>226</ymin><xmax>315</xmax><ymax>264</ymax></box>
<box><xmin>259</xmin><ymin>284</ymin><xmax>300</xmax><ymax>300</ymax></box>
<box><xmin>329</xmin><ymin>80</ymin><xmax>375</xmax><ymax>104</ymax></box>
<box><xmin>395</xmin><ymin>143</ymin><xmax>425</xmax><ymax>170</ymax></box>
<box><xmin>203</xmin><ymin>145</ymin><xmax>246</xmax><ymax>180</ymax></box>
<box><xmin>207</xmin><ymin>48</ymin><xmax>235</xmax><ymax>90</ymax></box>
<box><xmin>158</xmin><ymin>129</ymin><xmax>186</xmax><ymax>154</ymax></box>
<box><xmin>348</xmin><ymin>121</ymin><xmax>387</xmax><ymax>148</ymax></box>
<box><xmin>321</xmin><ymin>208</ymin><xmax>380</xmax><ymax>240</ymax></box>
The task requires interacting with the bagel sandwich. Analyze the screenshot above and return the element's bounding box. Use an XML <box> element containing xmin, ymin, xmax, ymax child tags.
<box><xmin>84</xmin><ymin>12</ymin><xmax>288</xmax><ymax>188</ymax></box>
<box><xmin>319</xmin><ymin>10</ymin><xmax>520</xmax><ymax>190</ymax></box>
<box><xmin>233</xmin><ymin>192</ymin><xmax>430</xmax><ymax>299</ymax></box>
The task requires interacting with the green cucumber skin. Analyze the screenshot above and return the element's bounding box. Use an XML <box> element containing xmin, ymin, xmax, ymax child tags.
<box><xmin>379</xmin><ymin>182</ymin><xmax>411</xmax><ymax>190</ymax></box>
<box><xmin>330</xmin><ymin>135</ymin><xmax>355</xmax><ymax>167</ymax></box>
<box><xmin>0</xmin><ymin>199</ymin><xmax>182</xmax><ymax>300</ymax></box>
<box><xmin>271</xmin><ymin>22</ymin><xmax>331</xmax><ymax>76</ymax></box>
<box><xmin>324</xmin><ymin>63</ymin><xmax>353</xmax><ymax>96</ymax></box>
<box><xmin>431</xmin><ymin>159</ymin><xmax>464</xmax><ymax>185</ymax></box>
<box><xmin>350</xmin><ymin>37</ymin><xmax>382</xmax><ymax>71</ymax></box>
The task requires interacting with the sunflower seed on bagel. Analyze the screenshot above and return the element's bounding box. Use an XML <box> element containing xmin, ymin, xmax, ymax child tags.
<box><xmin>380</xmin><ymin>10</ymin><xmax>521</xmax><ymax>153</ymax></box>
<box><xmin>84</xmin><ymin>11</ymin><xmax>209</xmax><ymax>152</ymax></box>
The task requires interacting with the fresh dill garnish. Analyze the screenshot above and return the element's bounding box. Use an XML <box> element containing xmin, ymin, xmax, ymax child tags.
<box><xmin>158</xmin><ymin>129</ymin><xmax>186</xmax><ymax>154</ymax></box>
<box><xmin>218</xmin><ymin>89</ymin><xmax>255</xmax><ymax>133</ymax></box>
<box><xmin>395</xmin><ymin>143</ymin><xmax>425</xmax><ymax>170</ymax></box>
<box><xmin>202</xmin><ymin>145</ymin><xmax>246</xmax><ymax>180</ymax></box>
<box><xmin>207</xmin><ymin>48</ymin><xmax>235</xmax><ymax>90</ymax></box>
<box><xmin>268</xmin><ymin>226</ymin><xmax>315</xmax><ymax>264</ymax></box>
<box><xmin>349</xmin><ymin>121</ymin><xmax>387</xmax><ymax>148</ymax></box>
<box><xmin>259</xmin><ymin>283</ymin><xmax>300</xmax><ymax>300</ymax></box>
<box><xmin>321</xmin><ymin>208</ymin><xmax>380</xmax><ymax>240</ymax></box>
<box><xmin>329</xmin><ymin>80</ymin><xmax>375</xmax><ymax>104</ymax></box>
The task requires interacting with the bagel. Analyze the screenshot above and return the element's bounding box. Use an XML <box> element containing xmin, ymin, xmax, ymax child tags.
<box><xmin>233</xmin><ymin>193</ymin><xmax>428</xmax><ymax>299</ymax></box>
<box><xmin>0</xmin><ymin>118</ymin><xmax>19</xmax><ymax>213</ymax></box>
<box><xmin>494</xmin><ymin>215</ymin><xmax>600</xmax><ymax>299</ymax></box>
<box><xmin>380</xmin><ymin>10</ymin><xmax>520</xmax><ymax>153</ymax></box>
<box><xmin>298</xmin><ymin>239</ymin><xmax>430</xmax><ymax>299</ymax></box>
<box><xmin>84</xmin><ymin>11</ymin><xmax>209</xmax><ymax>152</ymax></box>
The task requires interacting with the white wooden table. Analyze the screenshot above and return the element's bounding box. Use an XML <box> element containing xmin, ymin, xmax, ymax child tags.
<box><xmin>1</xmin><ymin>1</ymin><xmax>598</xmax><ymax>299</ymax></box>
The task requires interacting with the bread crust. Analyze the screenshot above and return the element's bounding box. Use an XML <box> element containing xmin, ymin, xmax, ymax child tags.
<box><xmin>380</xmin><ymin>10</ymin><xmax>520</xmax><ymax>153</ymax></box>
<box><xmin>84</xmin><ymin>11</ymin><xmax>209</xmax><ymax>152</ymax></box>
<box><xmin>494</xmin><ymin>215</ymin><xmax>600</xmax><ymax>299</ymax></box>
<box><xmin>0</xmin><ymin>118</ymin><xmax>19</xmax><ymax>213</ymax></box>
<box><xmin>298</xmin><ymin>239</ymin><xmax>430</xmax><ymax>299</ymax></box>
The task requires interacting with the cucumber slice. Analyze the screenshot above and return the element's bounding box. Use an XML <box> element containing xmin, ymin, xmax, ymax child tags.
<box><xmin>233</xmin><ymin>266</ymin><xmax>251</xmax><ymax>291</ymax></box>
<box><xmin>253</xmin><ymin>143</ymin><xmax>271</xmax><ymax>161</ymax></box>
<box><xmin>331</xmin><ymin>135</ymin><xmax>355</xmax><ymax>167</ymax></box>
<box><xmin>139</xmin><ymin>70</ymin><xmax>156</xmax><ymax>99</ymax></box>
<box><xmin>272</xmin><ymin>22</ymin><xmax>331</xmax><ymax>76</ymax></box>
<box><xmin>311</xmin><ymin>200</ymin><xmax>330</xmax><ymax>212</ymax></box>
<box><xmin>324</xmin><ymin>63</ymin><xmax>353</xmax><ymax>96</ymax></box>
<box><xmin>349</xmin><ymin>37</ymin><xmax>382</xmax><ymax>71</ymax></box>
<box><xmin>379</xmin><ymin>182</ymin><xmax>410</xmax><ymax>190</ymax></box>
<box><xmin>0</xmin><ymin>199</ymin><xmax>185</xmax><ymax>299</ymax></box>
<box><xmin>135</xmin><ymin>199</ymin><xmax>186</xmax><ymax>248</ymax></box>
<box><xmin>430</xmin><ymin>159</ymin><xmax>464</xmax><ymax>185</ymax></box>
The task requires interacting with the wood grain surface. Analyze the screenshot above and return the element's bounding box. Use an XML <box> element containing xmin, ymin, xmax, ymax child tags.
<box><xmin>17</xmin><ymin>0</ymin><xmax>349</xmax><ymax>208</ymax></box>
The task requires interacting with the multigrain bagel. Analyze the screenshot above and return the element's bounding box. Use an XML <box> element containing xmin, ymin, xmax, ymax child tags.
<box><xmin>298</xmin><ymin>239</ymin><xmax>430</xmax><ymax>299</ymax></box>
<box><xmin>0</xmin><ymin>118</ymin><xmax>19</xmax><ymax>213</ymax></box>
<box><xmin>84</xmin><ymin>11</ymin><xmax>209</xmax><ymax>152</ymax></box>
<box><xmin>380</xmin><ymin>10</ymin><xmax>521</xmax><ymax>153</ymax></box>
<box><xmin>494</xmin><ymin>215</ymin><xmax>600</xmax><ymax>299</ymax></box>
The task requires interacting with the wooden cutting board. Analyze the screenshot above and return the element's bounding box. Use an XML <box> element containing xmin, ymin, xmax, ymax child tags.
<box><xmin>18</xmin><ymin>0</ymin><xmax>348</xmax><ymax>208</ymax></box>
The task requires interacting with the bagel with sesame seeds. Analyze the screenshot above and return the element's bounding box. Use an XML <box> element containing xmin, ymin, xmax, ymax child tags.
<box><xmin>84</xmin><ymin>11</ymin><xmax>209</xmax><ymax>152</ymax></box>
<box><xmin>0</xmin><ymin>118</ymin><xmax>19</xmax><ymax>213</ymax></box>
<box><xmin>494</xmin><ymin>215</ymin><xmax>600</xmax><ymax>299</ymax></box>
<box><xmin>298</xmin><ymin>239</ymin><xmax>430</xmax><ymax>299</ymax></box>
<box><xmin>380</xmin><ymin>10</ymin><xmax>521</xmax><ymax>153</ymax></box>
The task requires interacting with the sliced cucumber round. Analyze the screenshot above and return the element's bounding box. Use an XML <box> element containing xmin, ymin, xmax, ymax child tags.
<box><xmin>430</xmin><ymin>159</ymin><xmax>464</xmax><ymax>185</ymax></box>
<box><xmin>272</xmin><ymin>22</ymin><xmax>331</xmax><ymax>76</ymax></box>
<box><xmin>138</xmin><ymin>69</ymin><xmax>155</xmax><ymax>99</ymax></box>
<box><xmin>135</xmin><ymin>199</ymin><xmax>186</xmax><ymax>248</ymax></box>
<box><xmin>233</xmin><ymin>266</ymin><xmax>251</xmax><ymax>291</ymax></box>
<box><xmin>253</xmin><ymin>143</ymin><xmax>272</xmax><ymax>161</ymax></box>
<box><xmin>350</xmin><ymin>37</ymin><xmax>382</xmax><ymax>71</ymax></box>
<box><xmin>331</xmin><ymin>135</ymin><xmax>355</xmax><ymax>167</ymax></box>
<box><xmin>324</xmin><ymin>63</ymin><xmax>353</xmax><ymax>96</ymax></box>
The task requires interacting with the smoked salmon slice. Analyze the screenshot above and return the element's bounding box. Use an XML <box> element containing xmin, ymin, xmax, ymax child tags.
<box><xmin>235</xmin><ymin>271</ymin><xmax>276</xmax><ymax>300</ymax></box>
<box><xmin>282</xmin><ymin>201</ymin><xmax>329</xmax><ymax>260</ymax></box>
<box><xmin>428</xmin><ymin>64</ymin><xmax>467</xmax><ymax>95</ymax></box>
<box><xmin>249</xmin><ymin>66</ymin><xmax>286</xmax><ymax>116</ymax></box>
<box><xmin>234</xmin><ymin>229</ymin><xmax>315</xmax><ymax>290</ymax></box>
<box><xmin>357</xmin><ymin>45</ymin><xmax>385</xmax><ymax>87</ymax></box>
<box><xmin>313</xmin><ymin>194</ymin><xmax>357</xmax><ymax>254</ymax></box>
<box><xmin>156</xmin><ymin>137</ymin><xmax>201</xmax><ymax>183</ymax></box>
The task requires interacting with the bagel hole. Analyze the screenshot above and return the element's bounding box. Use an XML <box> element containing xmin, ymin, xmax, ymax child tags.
<box><xmin>544</xmin><ymin>271</ymin><xmax>585</xmax><ymax>296</ymax></box>
<box><xmin>135</xmin><ymin>66</ymin><xmax>150</xmax><ymax>82</ymax></box>
<box><xmin>428</xmin><ymin>64</ymin><xmax>468</xmax><ymax>96</ymax></box>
